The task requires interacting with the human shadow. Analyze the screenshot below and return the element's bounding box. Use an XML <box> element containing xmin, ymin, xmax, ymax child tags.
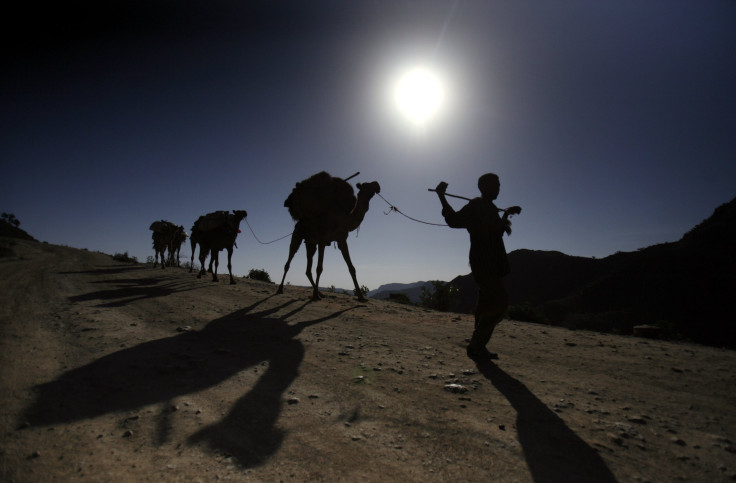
<box><xmin>475</xmin><ymin>360</ymin><xmax>617</xmax><ymax>483</ymax></box>
<box><xmin>68</xmin><ymin>277</ymin><xmax>204</xmax><ymax>308</ymax></box>
<box><xmin>23</xmin><ymin>296</ymin><xmax>356</xmax><ymax>466</ymax></box>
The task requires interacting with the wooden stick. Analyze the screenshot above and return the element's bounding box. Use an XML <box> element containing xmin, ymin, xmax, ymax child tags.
<box><xmin>427</xmin><ymin>188</ymin><xmax>471</xmax><ymax>201</ymax></box>
<box><xmin>344</xmin><ymin>172</ymin><xmax>360</xmax><ymax>182</ymax></box>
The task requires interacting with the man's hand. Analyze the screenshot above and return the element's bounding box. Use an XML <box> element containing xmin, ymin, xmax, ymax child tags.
<box><xmin>435</xmin><ymin>181</ymin><xmax>448</xmax><ymax>195</ymax></box>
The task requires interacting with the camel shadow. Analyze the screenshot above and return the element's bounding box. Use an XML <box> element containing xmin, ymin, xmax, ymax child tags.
<box><xmin>68</xmin><ymin>277</ymin><xmax>205</xmax><ymax>307</ymax></box>
<box><xmin>23</xmin><ymin>296</ymin><xmax>356</xmax><ymax>467</ymax></box>
<box><xmin>474</xmin><ymin>360</ymin><xmax>617</xmax><ymax>483</ymax></box>
<box><xmin>59</xmin><ymin>265</ymin><xmax>146</xmax><ymax>275</ymax></box>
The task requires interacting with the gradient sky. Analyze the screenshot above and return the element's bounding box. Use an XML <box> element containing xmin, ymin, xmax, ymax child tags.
<box><xmin>3</xmin><ymin>1</ymin><xmax>735</xmax><ymax>291</ymax></box>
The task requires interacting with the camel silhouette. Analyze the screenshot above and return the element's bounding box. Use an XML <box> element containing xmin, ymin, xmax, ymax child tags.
<box><xmin>276</xmin><ymin>172</ymin><xmax>380</xmax><ymax>301</ymax></box>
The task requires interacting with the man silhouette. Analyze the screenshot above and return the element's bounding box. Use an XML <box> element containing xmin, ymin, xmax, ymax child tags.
<box><xmin>435</xmin><ymin>174</ymin><xmax>512</xmax><ymax>360</ymax></box>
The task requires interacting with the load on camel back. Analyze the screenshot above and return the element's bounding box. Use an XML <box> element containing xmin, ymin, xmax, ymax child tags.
<box><xmin>277</xmin><ymin>171</ymin><xmax>381</xmax><ymax>302</ymax></box>
<box><xmin>190</xmin><ymin>210</ymin><xmax>248</xmax><ymax>284</ymax></box>
<box><xmin>284</xmin><ymin>171</ymin><xmax>357</xmax><ymax>222</ymax></box>
<box><xmin>192</xmin><ymin>211</ymin><xmax>245</xmax><ymax>233</ymax></box>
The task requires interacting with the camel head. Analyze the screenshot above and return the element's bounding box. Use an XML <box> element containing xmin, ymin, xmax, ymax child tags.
<box><xmin>232</xmin><ymin>210</ymin><xmax>248</xmax><ymax>221</ymax></box>
<box><xmin>355</xmin><ymin>181</ymin><xmax>381</xmax><ymax>200</ymax></box>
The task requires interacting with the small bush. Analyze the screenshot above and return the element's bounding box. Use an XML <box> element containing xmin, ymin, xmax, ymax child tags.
<box><xmin>507</xmin><ymin>304</ymin><xmax>547</xmax><ymax>324</ymax></box>
<box><xmin>388</xmin><ymin>293</ymin><xmax>412</xmax><ymax>305</ymax></box>
<box><xmin>420</xmin><ymin>281</ymin><xmax>458</xmax><ymax>312</ymax></box>
<box><xmin>112</xmin><ymin>251</ymin><xmax>138</xmax><ymax>263</ymax></box>
<box><xmin>247</xmin><ymin>268</ymin><xmax>273</xmax><ymax>283</ymax></box>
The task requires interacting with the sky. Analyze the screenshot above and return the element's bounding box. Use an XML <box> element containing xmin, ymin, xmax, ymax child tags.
<box><xmin>2</xmin><ymin>1</ymin><xmax>735</xmax><ymax>292</ymax></box>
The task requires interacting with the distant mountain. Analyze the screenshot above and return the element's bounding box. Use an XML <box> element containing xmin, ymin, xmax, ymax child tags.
<box><xmin>374</xmin><ymin>197</ymin><xmax>736</xmax><ymax>348</ymax></box>
<box><xmin>449</xmin><ymin>196</ymin><xmax>736</xmax><ymax>348</ymax></box>
<box><xmin>369</xmin><ymin>281</ymin><xmax>434</xmax><ymax>303</ymax></box>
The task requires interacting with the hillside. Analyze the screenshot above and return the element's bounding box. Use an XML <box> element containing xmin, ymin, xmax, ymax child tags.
<box><xmin>446</xmin><ymin>197</ymin><xmax>736</xmax><ymax>348</ymax></box>
<box><xmin>1</xmin><ymin>238</ymin><xmax>735</xmax><ymax>481</ymax></box>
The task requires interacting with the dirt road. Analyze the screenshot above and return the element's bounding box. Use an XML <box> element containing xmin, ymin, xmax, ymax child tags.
<box><xmin>1</xmin><ymin>238</ymin><xmax>735</xmax><ymax>481</ymax></box>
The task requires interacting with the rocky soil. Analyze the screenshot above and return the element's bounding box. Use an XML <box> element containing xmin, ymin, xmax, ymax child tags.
<box><xmin>1</xmin><ymin>238</ymin><xmax>735</xmax><ymax>482</ymax></box>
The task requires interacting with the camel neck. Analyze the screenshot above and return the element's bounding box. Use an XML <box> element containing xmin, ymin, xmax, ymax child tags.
<box><xmin>347</xmin><ymin>194</ymin><xmax>371</xmax><ymax>232</ymax></box>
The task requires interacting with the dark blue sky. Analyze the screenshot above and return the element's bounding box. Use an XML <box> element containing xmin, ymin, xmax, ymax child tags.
<box><xmin>3</xmin><ymin>1</ymin><xmax>735</xmax><ymax>290</ymax></box>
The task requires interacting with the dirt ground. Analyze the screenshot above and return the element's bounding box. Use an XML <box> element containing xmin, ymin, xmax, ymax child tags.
<box><xmin>1</xmin><ymin>238</ymin><xmax>735</xmax><ymax>482</ymax></box>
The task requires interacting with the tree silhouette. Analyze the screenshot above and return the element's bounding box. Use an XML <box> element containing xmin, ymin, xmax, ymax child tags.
<box><xmin>1</xmin><ymin>212</ymin><xmax>20</xmax><ymax>227</ymax></box>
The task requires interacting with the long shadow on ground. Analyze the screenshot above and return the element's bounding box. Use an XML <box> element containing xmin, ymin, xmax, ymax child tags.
<box><xmin>23</xmin><ymin>296</ymin><xmax>356</xmax><ymax>467</ymax></box>
<box><xmin>68</xmin><ymin>276</ymin><xmax>206</xmax><ymax>307</ymax></box>
<box><xmin>58</xmin><ymin>265</ymin><xmax>146</xmax><ymax>275</ymax></box>
<box><xmin>475</xmin><ymin>360</ymin><xmax>617</xmax><ymax>483</ymax></box>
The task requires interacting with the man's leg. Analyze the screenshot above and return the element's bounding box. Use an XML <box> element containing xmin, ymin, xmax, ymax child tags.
<box><xmin>468</xmin><ymin>277</ymin><xmax>508</xmax><ymax>358</ymax></box>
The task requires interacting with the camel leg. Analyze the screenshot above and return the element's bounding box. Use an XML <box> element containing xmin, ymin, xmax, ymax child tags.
<box><xmin>197</xmin><ymin>244</ymin><xmax>208</xmax><ymax>279</ymax></box>
<box><xmin>304</xmin><ymin>242</ymin><xmax>320</xmax><ymax>301</ymax></box>
<box><xmin>211</xmin><ymin>249</ymin><xmax>219</xmax><ymax>282</ymax></box>
<box><xmin>337</xmin><ymin>239</ymin><xmax>366</xmax><ymax>302</ymax></box>
<box><xmin>226</xmin><ymin>246</ymin><xmax>236</xmax><ymax>285</ymax></box>
<box><xmin>276</xmin><ymin>230</ymin><xmax>303</xmax><ymax>294</ymax></box>
<box><xmin>189</xmin><ymin>241</ymin><xmax>196</xmax><ymax>273</ymax></box>
<box><xmin>313</xmin><ymin>244</ymin><xmax>326</xmax><ymax>300</ymax></box>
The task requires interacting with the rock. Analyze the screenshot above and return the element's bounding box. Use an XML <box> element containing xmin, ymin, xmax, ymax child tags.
<box><xmin>608</xmin><ymin>433</ymin><xmax>624</xmax><ymax>446</ymax></box>
<box><xmin>444</xmin><ymin>384</ymin><xmax>467</xmax><ymax>394</ymax></box>
<box><xmin>287</xmin><ymin>397</ymin><xmax>300</xmax><ymax>405</ymax></box>
<box><xmin>627</xmin><ymin>416</ymin><xmax>648</xmax><ymax>425</ymax></box>
<box><xmin>123</xmin><ymin>430</ymin><xmax>134</xmax><ymax>438</ymax></box>
<box><xmin>670</xmin><ymin>437</ymin><xmax>686</xmax><ymax>446</ymax></box>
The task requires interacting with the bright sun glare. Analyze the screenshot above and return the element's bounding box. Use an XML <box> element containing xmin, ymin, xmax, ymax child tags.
<box><xmin>392</xmin><ymin>66</ymin><xmax>446</xmax><ymax>128</ymax></box>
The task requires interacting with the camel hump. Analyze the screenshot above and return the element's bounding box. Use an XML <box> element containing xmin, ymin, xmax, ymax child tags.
<box><xmin>285</xmin><ymin>171</ymin><xmax>356</xmax><ymax>221</ymax></box>
<box><xmin>149</xmin><ymin>220</ymin><xmax>176</xmax><ymax>233</ymax></box>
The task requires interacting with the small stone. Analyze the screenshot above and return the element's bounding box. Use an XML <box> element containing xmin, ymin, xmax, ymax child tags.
<box><xmin>627</xmin><ymin>416</ymin><xmax>648</xmax><ymax>425</ymax></box>
<box><xmin>444</xmin><ymin>384</ymin><xmax>467</xmax><ymax>394</ymax></box>
<box><xmin>123</xmin><ymin>430</ymin><xmax>134</xmax><ymax>438</ymax></box>
<box><xmin>608</xmin><ymin>433</ymin><xmax>624</xmax><ymax>446</ymax></box>
<box><xmin>670</xmin><ymin>437</ymin><xmax>686</xmax><ymax>446</ymax></box>
<box><xmin>287</xmin><ymin>397</ymin><xmax>300</xmax><ymax>405</ymax></box>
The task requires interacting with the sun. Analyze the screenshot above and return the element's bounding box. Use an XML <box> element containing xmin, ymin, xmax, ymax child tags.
<box><xmin>391</xmin><ymin>66</ymin><xmax>446</xmax><ymax>128</ymax></box>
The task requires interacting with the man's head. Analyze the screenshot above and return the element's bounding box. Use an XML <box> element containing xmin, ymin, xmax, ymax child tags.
<box><xmin>478</xmin><ymin>173</ymin><xmax>500</xmax><ymax>200</ymax></box>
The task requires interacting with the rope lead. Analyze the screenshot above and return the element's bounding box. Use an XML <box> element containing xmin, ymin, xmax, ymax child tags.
<box><xmin>244</xmin><ymin>218</ymin><xmax>293</xmax><ymax>245</ymax></box>
<box><xmin>376</xmin><ymin>193</ymin><xmax>448</xmax><ymax>227</ymax></box>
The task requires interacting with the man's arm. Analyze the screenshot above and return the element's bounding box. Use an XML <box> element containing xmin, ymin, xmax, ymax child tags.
<box><xmin>435</xmin><ymin>181</ymin><xmax>469</xmax><ymax>228</ymax></box>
